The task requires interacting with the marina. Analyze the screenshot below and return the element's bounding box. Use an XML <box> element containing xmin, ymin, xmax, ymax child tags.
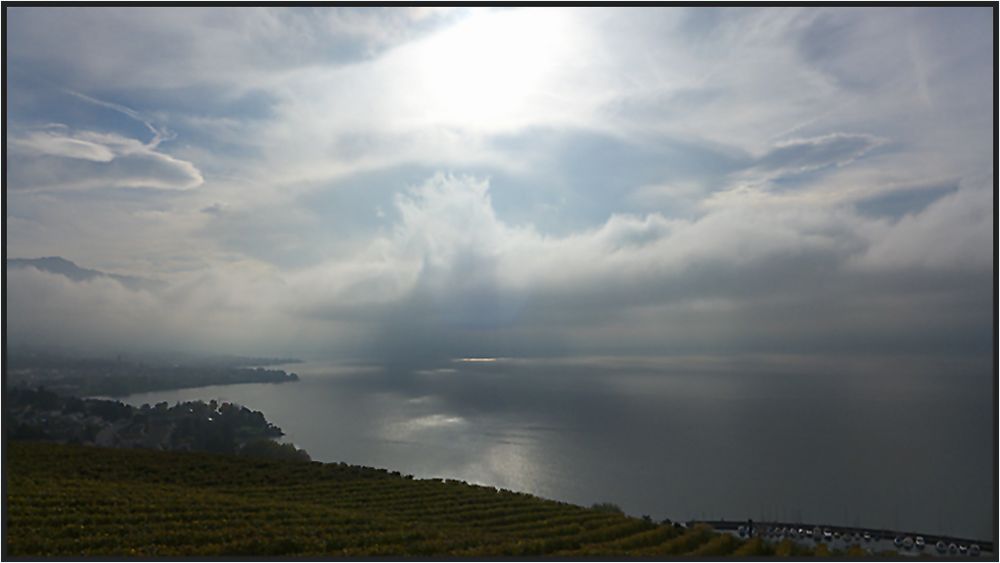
<box><xmin>706</xmin><ymin>520</ymin><xmax>993</xmax><ymax>558</ymax></box>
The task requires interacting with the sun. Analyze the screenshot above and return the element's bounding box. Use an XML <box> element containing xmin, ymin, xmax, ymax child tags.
<box><xmin>405</xmin><ymin>9</ymin><xmax>577</xmax><ymax>130</ymax></box>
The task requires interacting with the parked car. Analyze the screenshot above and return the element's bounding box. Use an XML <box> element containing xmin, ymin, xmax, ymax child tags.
<box><xmin>914</xmin><ymin>536</ymin><xmax>925</xmax><ymax>550</ymax></box>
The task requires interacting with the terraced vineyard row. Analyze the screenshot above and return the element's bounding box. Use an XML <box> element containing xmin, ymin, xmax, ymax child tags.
<box><xmin>6</xmin><ymin>442</ymin><xmax>823</xmax><ymax>557</ymax></box>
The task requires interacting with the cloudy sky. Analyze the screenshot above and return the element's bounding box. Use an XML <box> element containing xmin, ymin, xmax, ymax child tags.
<box><xmin>6</xmin><ymin>7</ymin><xmax>994</xmax><ymax>364</ymax></box>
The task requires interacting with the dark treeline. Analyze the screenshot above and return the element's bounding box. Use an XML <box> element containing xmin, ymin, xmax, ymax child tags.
<box><xmin>6</xmin><ymin>351</ymin><xmax>300</xmax><ymax>397</ymax></box>
<box><xmin>7</xmin><ymin>350</ymin><xmax>301</xmax><ymax>370</ymax></box>
<box><xmin>8</xmin><ymin>386</ymin><xmax>310</xmax><ymax>462</ymax></box>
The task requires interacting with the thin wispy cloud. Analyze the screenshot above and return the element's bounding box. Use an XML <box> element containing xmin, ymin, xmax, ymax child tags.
<box><xmin>65</xmin><ymin>90</ymin><xmax>173</xmax><ymax>147</ymax></box>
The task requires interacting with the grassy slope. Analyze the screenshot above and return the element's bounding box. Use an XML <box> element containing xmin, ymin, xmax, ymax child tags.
<box><xmin>6</xmin><ymin>442</ymin><xmax>760</xmax><ymax>557</ymax></box>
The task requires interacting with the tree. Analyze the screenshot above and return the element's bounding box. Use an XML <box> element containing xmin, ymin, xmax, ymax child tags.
<box><xmin>238</xmin><ymin>439</ymin><xmax>311</xmax><ymax>462</ymax></box>
<box><xmin>591</xmin><ymin>502</ymin><xmax>624</xmax><ymax>515</ymax></box>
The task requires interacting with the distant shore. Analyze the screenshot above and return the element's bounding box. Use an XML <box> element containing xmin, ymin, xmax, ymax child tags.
<box><xmin>6</xmin><ymin>353</ymin><xmax>301</xmax><ymax>397</ymax></box>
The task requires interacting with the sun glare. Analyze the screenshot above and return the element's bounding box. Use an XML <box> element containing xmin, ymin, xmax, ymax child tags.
<box><xmin>410</xmin><ymin>9</ymin><xmax>576</xmax><ymax>129</ymax></box>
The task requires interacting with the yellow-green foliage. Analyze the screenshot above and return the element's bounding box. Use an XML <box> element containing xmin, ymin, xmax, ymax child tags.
<box><xmin>9</xmin><ymin>442</ymin><xmax>753</xmax><ymax>557</ymax></box>
<box><xmin>776</xmin><ymin>538</ymin><xmax>796</xmax><ymax>557</ymax></box>
<box><xmin>733</xmin><ymin>536</ymin><xmax>775</xmax><ymax>556</ymax></box>
<box><xmin>770</xmin><ymin>537</ymin><xmax>819</xmax><ymax>557</ymax></box>
<box><xmin>845</xmin><ymin>544</ymin><xmax>867</xmax><ymax>557</ymax></box>
<box><xmin>688</xmin><ymin>533</ymin><xmax>738</xmax><ymax>556</ymax></box>
<box><xmin>629</xmin><ymin>524</ymin><xmax>716</xmax><ymax>556</ymax></box>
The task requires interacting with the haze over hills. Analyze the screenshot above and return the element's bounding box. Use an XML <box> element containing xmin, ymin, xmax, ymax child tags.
<box><xmin>7</xmin><ymin>256</ymin><xmax>162</xmax><ymax>291</ymax></box>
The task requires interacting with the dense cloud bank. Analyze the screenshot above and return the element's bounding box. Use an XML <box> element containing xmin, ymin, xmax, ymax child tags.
<box><xmin>5</xmin><ymin>7</ymin><xmax>993</xmax><ymax>367</ymax></box>
<box><xmin>8</xmin><ymin>173</ymin><xmax>991</xmax><ymax>364</ymax></box>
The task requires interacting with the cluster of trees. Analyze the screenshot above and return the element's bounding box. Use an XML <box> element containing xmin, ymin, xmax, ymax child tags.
<box><xmin>590</xmin><ymin>502</ymin><xmax>625</xmax><ymax>514</ymax></box>
<box><xmin>8</xmin><ymin>387</ymin><xmax>309</xmax><ymax>462</ymax></box>
<box><xmin>238</xmin><ymin>439</ymin><xmax>312</xmax><ymax>463</ymax></box>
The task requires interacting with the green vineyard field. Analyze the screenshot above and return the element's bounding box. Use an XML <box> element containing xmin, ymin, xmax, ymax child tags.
<box><xmin>6</xmin><ymin>441</ymin><xmax>812</xmax><ymax>557</ymax></box>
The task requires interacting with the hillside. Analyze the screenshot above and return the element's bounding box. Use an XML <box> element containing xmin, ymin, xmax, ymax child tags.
<box><xmin>5</xmin><ymin>442</ymin><xmax>784</xmax><ymax>557</ymax></box>
<box><xmin>7</xmin><ymin>257</ymin><xmax>160</xmax><ymax>291</ymax></box>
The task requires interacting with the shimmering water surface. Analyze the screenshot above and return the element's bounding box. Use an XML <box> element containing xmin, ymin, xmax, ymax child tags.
<box><xmin>120</xmin><ymin>356</ymin><xmax>994</xmax><ymax>539</ymax></box>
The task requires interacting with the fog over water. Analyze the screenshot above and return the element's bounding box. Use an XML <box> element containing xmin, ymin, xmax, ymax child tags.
<box><xmin>121</xmin><ymin>355</ymin><xmax>993</xmax><ymax>540</ymax></box>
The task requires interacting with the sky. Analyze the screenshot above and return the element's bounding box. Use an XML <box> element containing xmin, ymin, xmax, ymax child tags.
<box><xmin>5</xmin><ymin>7</ymin><xmax>994</xmax><ymax>366</ymax></box>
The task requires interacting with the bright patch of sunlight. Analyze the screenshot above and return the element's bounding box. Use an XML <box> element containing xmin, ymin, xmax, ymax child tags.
<box><xmin>407</xmin><ymin>9</ymin><xmax>578</xmax><ymax>129</ymax></box>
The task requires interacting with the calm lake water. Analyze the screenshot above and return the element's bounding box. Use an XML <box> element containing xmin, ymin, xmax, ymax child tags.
<box><xmin>120</xmin><ymin>356</ymin><xmax>994</xmax><ymax>540</ymax></box>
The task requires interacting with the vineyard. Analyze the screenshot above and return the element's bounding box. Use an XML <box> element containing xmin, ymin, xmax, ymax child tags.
<box><xmin>6</xmin><ymin>442</ymin><xmax>817</xmax><ymax>557</ymax></box>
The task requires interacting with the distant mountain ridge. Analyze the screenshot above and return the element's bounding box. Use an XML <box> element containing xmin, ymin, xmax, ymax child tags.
<box><xmin>7</xmin><ymin>256</ymin><xmax>161</xmax><ymax>290</ymax></box>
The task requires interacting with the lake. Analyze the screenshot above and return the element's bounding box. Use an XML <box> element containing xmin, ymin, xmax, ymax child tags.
<box><xmin>119</xmin><ymin>355</ymin><xmax>994</xmax><ymax>540</ymax></box>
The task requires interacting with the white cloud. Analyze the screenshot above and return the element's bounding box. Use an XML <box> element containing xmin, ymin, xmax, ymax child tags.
<box><xmin>754</xmin><ymin>133</ymin><xmax>887</xmax><ymax>175</ymax></box>
<box><xmin>850</xmin><ymin>186</ymin><xmax>993</xmax><ymax>272</ymax></box>
<box><xmin>4</xmin><ymin>8</ymin><xmax>993</xmax><ymax>363</ymax></box>
<box><xmin>5</xmin><ymin>170</ymin><xmax>992</xmax><ymax>362</ymax></box>
<box><xmin>9</xmin><ymin>127</ymin><xmax>204</xmax><ymax>191</ymax></box>
<box><xmin>11</xmin><ymin>130</ymin><xmax>116</xmax><ymax>162</ymax></box>
<box><xmin>286</xmin><ymin>173</ymin><xmax>988</xmax><ymax>333</ymax></box>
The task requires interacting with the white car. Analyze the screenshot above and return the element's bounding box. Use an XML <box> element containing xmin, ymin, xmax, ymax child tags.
<box><xmin>914</xmin><ymin>536</ymin><xmax>925</xmax><ymax>550</ymax></box>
